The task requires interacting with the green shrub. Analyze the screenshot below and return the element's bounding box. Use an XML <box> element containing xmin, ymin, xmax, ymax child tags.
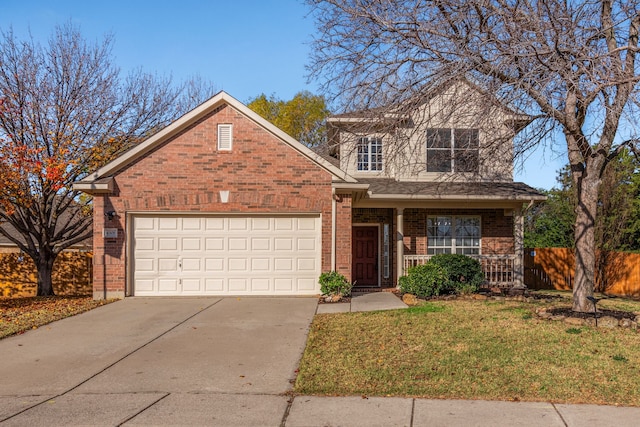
<box><xmin>318</xmin><ymin>271</ymin><xmax>352</xmax><ymax>297</ymax></box>
<box><xmin>398</xmin><ymin>263</ymin><xmax>448</xmax><ymax>298</ymax></box>
<box><xmin>428</xmin><ymin>254</ymin><xmax>484</xmax><ymax>294</ymax></box>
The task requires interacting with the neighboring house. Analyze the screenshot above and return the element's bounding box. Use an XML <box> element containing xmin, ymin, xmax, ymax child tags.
<box><xmin>0</xmin><ymin>212</ymin><xmax>92</xmax><ymax>254</ymax></box>
<box><xmin>75</xmin><ymin>85</ymin><xmax>544</xmax><ymax>299</ymax></box>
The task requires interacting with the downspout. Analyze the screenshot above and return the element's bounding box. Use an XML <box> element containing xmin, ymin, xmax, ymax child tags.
<box><xmin>331</xmin><ymin>188</ymin><xmax>337</xmax><ymax>271</ymax></box>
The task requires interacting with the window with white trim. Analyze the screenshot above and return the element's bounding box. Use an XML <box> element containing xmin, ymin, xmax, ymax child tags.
<box><xmin>427</xmin><ymin>216</ymin><xmax>481</xmax><ymax>255</ymax></box>
<box><xmin>218</xmin><ymin>124</ymin><xmax>233</xmax><ymax>151</ymax></box>
<box><xmin>426</xmin><ymin>128</ymin><xmax>479</xmax><ymax>173</ymax></box>
<box><xmin>357</xmin><ymin>137</ymin><xmax>383</xmax><ymax>171</ymax></box>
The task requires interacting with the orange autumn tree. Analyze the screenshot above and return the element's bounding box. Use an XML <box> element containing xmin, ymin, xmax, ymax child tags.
<box><xmin>0</xmin><ymin>24</ymin><xmax>215</xmax><ymax>296</ymax></box>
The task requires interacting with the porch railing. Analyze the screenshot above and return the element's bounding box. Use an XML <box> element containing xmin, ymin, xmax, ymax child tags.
<box><xmin>403</xmin><ymin>254</ymin><xmax>516</xmax><ymax>287</ymax></box>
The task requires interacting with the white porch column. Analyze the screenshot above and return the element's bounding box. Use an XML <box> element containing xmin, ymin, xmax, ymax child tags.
<box><xmin>396</xmin><ymin>207</ymin><xmax>405</xmax><ymax>284</ymax></box>
<box><xmin>513</xmin><ymin>207</ymin><xmax>525</xmax><ymax>288</ymax></box>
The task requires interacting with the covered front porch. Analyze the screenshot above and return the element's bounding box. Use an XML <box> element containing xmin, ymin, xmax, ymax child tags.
<box><xmin>340</xmin><ymin>179</ymin><xmax>546</xmax><ymax>291</ymax></box>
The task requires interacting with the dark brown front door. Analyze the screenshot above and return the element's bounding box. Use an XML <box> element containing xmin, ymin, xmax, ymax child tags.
<box><xmin>353</xmin><ymin>226</ymin><xmax>379</xmax><ymax>287</ymax></box>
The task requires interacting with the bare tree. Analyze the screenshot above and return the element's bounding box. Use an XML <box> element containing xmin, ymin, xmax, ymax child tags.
<box><xmin>0</xmin><ymin>23</ymin><xmax>215</xmax><ymax>296</ymax></box>
<box><xmin>307</xmin><ymin>0</ymin><xmax>640</xmax><ymax>312</ymax></box>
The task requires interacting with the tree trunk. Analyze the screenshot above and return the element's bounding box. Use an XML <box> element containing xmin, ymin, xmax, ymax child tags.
<box><xmin>36</xmin><ymin>255</ymin><xmax>56</xmax><ymax>297</ymax></box>
<box><xmin>573</xmin><ymin>173</ymin><xmax>598</xmax><ymax>312</ymax></box>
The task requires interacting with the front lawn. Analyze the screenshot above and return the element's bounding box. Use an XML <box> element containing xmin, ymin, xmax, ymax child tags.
<box><xmin>0</xmin><ymin>296</ymin><xmax>114</xmax><ymax>339</ymax></box>
<box><xmin>295</xmin><ymin>293</ymin><xmax>640</xmax><ymax>406</ymax></box>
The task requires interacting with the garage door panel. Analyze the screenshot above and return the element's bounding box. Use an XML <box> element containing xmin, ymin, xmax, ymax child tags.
<box><xmin>205</xmin><ymin>278</ymin><xmax>224</xmax><ymax>292</ymax></box>
<box><xmin>297</xmin><ymin>217</ymin><xmax>316</xmax><ymax>230</ymax></box>
<box><xmin>159</xmin><ymin>238</ymin><xmax>177</xmax><ymax>251</ymax></box>
<box><xmin>251</xmin><ymin>238</ymin><xmax>270</xmax><ymax>250</ymax></box>
<box><xmin>182</xmin><ymin>238</ymin><xmax>201</xmax><ymax>251</ymax></box>
<box><xmin>181</xmin><ymin>278</ymin><xmax>202</xmax><ymax>292</ymax></box>
<box><xmin>228</xmin><ymin>238</ymin><xmax>247</xmax><ymax>251</ymax></box>
<box><xmin>158</xmin><ymin>217</ymin><xmax>178</xmax><ymax>230</ymax></box>
<box><xmin>297</xmin><ymin>277</ymin><xmax>317</xmax><ymax>291</ymax></box>
<box><xmin>205</xmin><ymin>217</ymin><xmax>224</xmax><ymax>230</ymax></box>
<box><xmin>135</xmin><ymin>217</ymin><xmax>155</xmax><ymax>230</ymax></box>
<box><xmin>136</xmin><ymin>258</ymin><xmax>155</xmax><ymax>272</ymax></box>
<box><xmin>297</xmin><ymin>258</ymin><xmax>317</xmax><ymax>271</ymax></box>
<box><xmin>229</xmin><ymin>218</ymin><xmax>248</xmax><ymax>230</ymax></box>
<box><xmin>182</xmin><ymin>217</ymin><xmax>201</xmax><ymax>230</ymax></box>
<box><xmin>275</xmin><ymin>218</ymin><xmax>293</xmax><ymax>230</ymax></box>
<box><xmin>251</xmin><ymin>258</ymin><xmax>270</xmax><ymax>270</ymax></box>
<box><xmin>182</xmin><ymin>258</ymin><xmax>201</xmax><ymax>271</ymax></box>
<box><xmin>205</xmin><ymin>258</ymin><xmax>224</xmax><ymax>271</ymax></box>
<box><xmin>133</xmin><ymin>215</ymin><xmax>321</xmax><ymax>296</ymax></box>
<box><xmin>251</xmin><ymin>218</ymin><xmax>270</xmax><ymax>230</ymax></box>
<box><xmin>136</xmin><ymin>238</ymin><xmax>155</xmax><ymax>251</ymax></box>
<box><xmin>275</xmin><ymin>258</ymin><xmax>293</xmax><ymax>271</ymax></box>
<box><xmin>251</xmin><ymin>278</ymin><xmax>270</xmax><ymax>291</ymax></box>
<box><xmin>228</xmin><ymin>258</ymin><xmax>247</xmax><ymax>271</ymax></box>
<box><xmin>275</xmin><ymin>238</ymin><xmax>293</xmax><ymax>251</ymax></box>
<box><xmin>158</xmin><ymin>258</ymin><xmax>178</xmax><ymax>272</ymax></box>
<box><xmin>135</xmin><ymin>279</ymin><xmax>155</xmax><ymax>292</ymax></box>
<box><xmin>229</xmin><ymin>278</ymin><xmax>248</xmax><ymax>291</ymax></box>
<box><xmin>205</xmin><ymin>238</ymin><xmax>224</xmax><ymax>251</ymax></box>
<box><xmin>297</xmin><ymin>238</ymin><xmax>316</xmax><ymax>251</ymax></box>
<box><xmin>158</xmin><ymin>278</ymin><xmax>179</xmax><ymax>292</ymax></box>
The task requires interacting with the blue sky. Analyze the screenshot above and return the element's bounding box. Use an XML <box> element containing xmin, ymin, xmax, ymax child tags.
<box><xmin>0</xmin><ymin>0</ymin><xmax>563</xmax><ymax>189</ymax></box>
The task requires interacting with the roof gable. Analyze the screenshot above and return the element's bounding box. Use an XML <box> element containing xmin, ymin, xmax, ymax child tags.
<box><xmin>77</xmin><ymin>91</ymin><xmax>355</xmax><ymax>190</ymax></box>
<box><xmin>327</xmin><ymin>78</ymin><xmax>530</xmax><ymax>129</ymax></box>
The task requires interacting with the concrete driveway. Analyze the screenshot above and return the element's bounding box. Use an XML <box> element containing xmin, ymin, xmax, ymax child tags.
<box><xmin>0</xmin><ymin>297</ymin><xmax>318</xmax><ymax>426</ymax></box>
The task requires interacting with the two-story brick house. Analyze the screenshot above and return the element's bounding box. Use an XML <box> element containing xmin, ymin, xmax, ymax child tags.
<box><xmin>76</xmin><ymin>82</ymin><xmax>544</xmax><ymax>299</ymax></box>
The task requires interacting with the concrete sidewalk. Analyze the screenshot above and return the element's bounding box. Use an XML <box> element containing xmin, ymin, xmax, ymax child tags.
<box><xmin>284</xmin><ymin>395</ymin><xmax>640</xmax><ymax>427</ymax></box>
<box><xmin>316</xmin><ymin>291</ymin><xmax>408</xmax><ymax>314</ymax></box>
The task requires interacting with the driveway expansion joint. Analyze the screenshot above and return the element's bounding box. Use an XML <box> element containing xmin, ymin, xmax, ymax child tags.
<box><xmin>0</xmin><ymin>299</ymin><xmax>222</xmax><ymax>423</ymax></box>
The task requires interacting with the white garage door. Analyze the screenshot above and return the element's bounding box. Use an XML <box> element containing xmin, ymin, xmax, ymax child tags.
<box><xmin>132</xmin><ymin>215</ymin><xmax>321</xmax><ymax>296</ymax></box>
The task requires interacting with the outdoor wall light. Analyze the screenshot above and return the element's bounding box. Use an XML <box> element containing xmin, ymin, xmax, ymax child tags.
<box><xmin>105</xmin><ymin>210</ymin><xmax>117</xmax><ymax>221</ymax></box>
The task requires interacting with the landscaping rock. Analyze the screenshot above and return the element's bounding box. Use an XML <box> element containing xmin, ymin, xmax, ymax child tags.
<box><xmin>619</xmin><ymin>318</ymin><xmax>634</xmax><ymax>329</ymax></box>
<box><xmin>324</xmin><ymin>295</ymin><xmax>342</xmax><ymax>303</ymax></box>
<box><xmin>472</xmin><ymin>294</ymin><xmax>488</xmax><ymax>301</ymax></box>
<box><xmin>402</xmin><ymin>293</ymin><xmax>419</xmax><ymax>306</ymax></box>
<box><xmin>490</xmin><ymin>286</ymin><xmax>502</xmax><ymax>295</ymax></box>
<box><xmin>550</xmin><ymin>315</ymin><xmax>566</xmax><ymax>321</ymax></box>
<box><xmin>537</xmin><ymin>312</ymin><xmax>553</xmax><ymax>320</ymax></box>
<box><xmin>493</xmin><ymin>296</ymin><xmax>505</xmax><ymax>302</ymax></box>
<box><xmin>597</xmin><ymin>316</ymin><xmax>619</xmax><ymax>328</ymax></box>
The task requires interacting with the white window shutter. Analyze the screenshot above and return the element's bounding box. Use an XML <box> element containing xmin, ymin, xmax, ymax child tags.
<box><xmin>218</xmin><ymin>124</ymin><xmax>233</xmax><ymax>151</ymax></box>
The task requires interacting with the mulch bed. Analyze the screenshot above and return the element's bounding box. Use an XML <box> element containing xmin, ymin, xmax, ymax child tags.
<box><xmin>548</xmin><ymin>306</ymin><xmax>636</xmax><ymax>321</ymax></box>
<box><xmin>317</xmin><ymin>296</ymin><xmax>351</xmax><ymax>304</ymax></box>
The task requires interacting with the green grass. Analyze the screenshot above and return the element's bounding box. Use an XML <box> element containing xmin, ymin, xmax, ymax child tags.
<box><xmin>295</xmin><ymin>296</ymin><xmax>640</xmax><ymax>405</ymax></box>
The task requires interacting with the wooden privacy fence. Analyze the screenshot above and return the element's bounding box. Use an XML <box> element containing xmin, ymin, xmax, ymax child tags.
<box><xmin>524</xmin><ymin>248</ymin><xmax>640</xmax><ymax>297</ymax></box>
<box><xmin>0</xmin><ymin>252</ymin><xmax>93</xmax><ymax>297</ymax></box>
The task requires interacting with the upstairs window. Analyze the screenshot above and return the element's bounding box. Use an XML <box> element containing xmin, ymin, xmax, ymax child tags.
<box><xmin>427</xmin><ymin>216</ymin><xmax>481</xmax><ymax>255</ymax></box>
<box><xmin>426</xmin><ymin>128</ymin><xmax>479</xmax><ymax>173</ymax></box>
<box><xmin>357</xmin><ymin>137</ymin><xmax>383</xmax><ymax>171</ymax></box>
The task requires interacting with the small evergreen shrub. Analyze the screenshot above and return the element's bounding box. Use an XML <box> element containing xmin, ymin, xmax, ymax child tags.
<box><xmin>318</xmin><ymin>271</ymin><xmax>352</xmax><ymax>297</ymax></box>
<box><xmin>398</xmin><ymin>263</ymin><xmax>448</xmax><ymax>298</ymax></box>
<box><xmin>428</xmin><ymin>254</ymin><xmax>484</xmax><ymax>294</ymax></box>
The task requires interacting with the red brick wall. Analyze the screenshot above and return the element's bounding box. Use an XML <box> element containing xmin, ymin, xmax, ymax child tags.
<box><xmin>335</xmin><ymin>193</ymin><xmax>352</xmax><ymax>281</ymax></box>
<box><xmin>92</xmin><ymin>104</ymin><xmax>333</xmax><ymax>298</ymax></box>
